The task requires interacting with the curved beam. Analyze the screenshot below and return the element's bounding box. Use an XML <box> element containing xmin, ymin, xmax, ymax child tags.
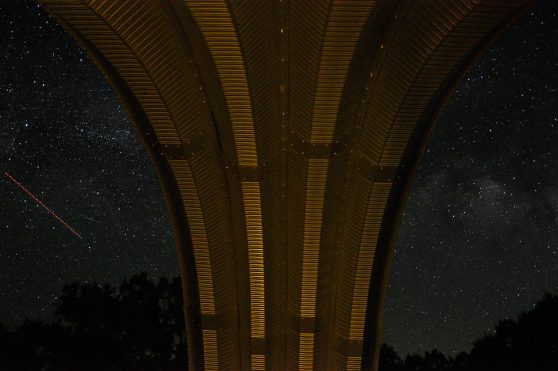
<box><xmin>39</xmin><ymin>1</ymin><xmax>532</xmax><ymax>369</ymax></box>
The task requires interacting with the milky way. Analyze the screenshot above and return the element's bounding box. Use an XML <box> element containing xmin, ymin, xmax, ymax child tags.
<box><xmin>0</xmin><ymin>0</ymin><xmax>557</xmax><ymax>358</ymax></box>
<box><xmin>383</xmin><ymin>0</ymin><xmax>558</xmax><ymax>355</ymax></box>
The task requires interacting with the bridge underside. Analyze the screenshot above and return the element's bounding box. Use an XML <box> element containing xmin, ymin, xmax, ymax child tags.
<box><xmin>40</xmin><ymin>0</ymin><xmax>529</xmax><ymax>369</ymax></box>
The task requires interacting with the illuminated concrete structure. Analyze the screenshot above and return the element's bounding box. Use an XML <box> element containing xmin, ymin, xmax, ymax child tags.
<box><xmin>41</xmin><ymin>1</ymin><xmax>530</xmax><ymax>369</ymax></box>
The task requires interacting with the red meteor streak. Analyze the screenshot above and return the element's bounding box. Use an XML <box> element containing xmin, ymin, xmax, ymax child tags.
<box><xmin>4</xmin><ymin>171</ymin><xmax>82</xmax><ymax>239</ymax></box>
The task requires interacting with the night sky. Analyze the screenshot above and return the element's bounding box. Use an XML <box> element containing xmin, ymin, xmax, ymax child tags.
<box><xmin>0</xmin><ymin>1</ymin><xmax>177</xmax><ymax>326</ymax></box>
<box><xmin>1</xmin><ymin>0</ymin><xmax>557</xmax><ymax>359</ymax></box>
<box><xmin>383</xmin><ymin>0</ymin><xmax>558</xmax><ymax>356</ymax></box>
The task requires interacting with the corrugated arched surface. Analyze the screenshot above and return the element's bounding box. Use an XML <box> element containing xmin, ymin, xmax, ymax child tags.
<box><xmin>39</xmin><ymin>1</ymin><xmax>531</xmax><ymax>369</ymax></box>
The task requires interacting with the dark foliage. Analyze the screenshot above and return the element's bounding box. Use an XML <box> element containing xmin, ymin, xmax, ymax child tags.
<box><xmin>2</xmin><ymin>278</ymin><xmax>556</xmax><ymax>370</ymax></box>
<box><xmin>380</xmin><ymin>293</ymin><xmax>558</xmax><ymax>371</ymax></box>
<box><xmin>0</xmin><ymin>273</ymin><xmax>186</xmax><ymax>370</ymax></box>
<box><xmin>379</xmin><ymin>343</ymin><xmax>404</xmax><ymax>370</ymax></box>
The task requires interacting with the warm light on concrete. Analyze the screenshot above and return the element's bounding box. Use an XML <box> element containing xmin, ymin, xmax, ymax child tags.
<box><xmin>40</xmin><ymin>1</ymin><xmax>531</xmax><ymax>369</ymax></box>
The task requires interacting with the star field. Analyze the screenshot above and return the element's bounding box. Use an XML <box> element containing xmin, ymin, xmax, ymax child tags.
<box><xmin>0</xmin><ymin>1</ymin><xmax>177</xmax><ymax>327</ymax></box>
<box><xmin>383</xmin><ymin>0</ymin><xmax>558</xmax><ymax>356</ymax></box>
<box><xmin>0</xmin><ymin>0</ymin><xmax>556</xmax><ymax>359</ymax></box>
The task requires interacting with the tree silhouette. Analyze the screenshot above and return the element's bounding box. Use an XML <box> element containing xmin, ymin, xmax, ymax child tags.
<box><xmin>379</xmin><ymin>292</ymin><xmax>558</xmax><ymax>371</ymax></box>
<box><xmin>404</xmin><ymin>349</ymin><xmax>449</xmax><ymax>371</ymax></box>
<box><xmin>467</xmin><ymin>293</ymin><xmax>558</xmax><ymax>371</ymax></box>
<box><xmin>379</xmin><ymin>343</ymin><xmax>404</xmax><ymax>371</ymax></box>
<box><xmin>0</xmin><ymin>273</ymin><xmax>187</xmax><ymax>370</ymax></box>
<box><xmin>1</xmin><ymin>278</ymin><xmax>557</xmax><ymax>370</ymax></box>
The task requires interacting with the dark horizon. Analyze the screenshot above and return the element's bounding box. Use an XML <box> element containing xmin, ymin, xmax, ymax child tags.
<box><xmin>1</xmin><ymin>271</ymin><xmax>557</xmax><ymax>370</ymax></box>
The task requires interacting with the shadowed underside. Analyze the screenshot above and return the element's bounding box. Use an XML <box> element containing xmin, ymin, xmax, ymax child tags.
<box><xmin>39</xmin><ymin>0</ymin><xmax>530</xmax><ymax>369</ymax></box>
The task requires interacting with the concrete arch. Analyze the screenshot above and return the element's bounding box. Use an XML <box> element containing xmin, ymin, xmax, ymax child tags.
<box><xmin>39</xmin><ymin>1</ymin><xmax>532</xmax><ymax>369</ymax></box>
